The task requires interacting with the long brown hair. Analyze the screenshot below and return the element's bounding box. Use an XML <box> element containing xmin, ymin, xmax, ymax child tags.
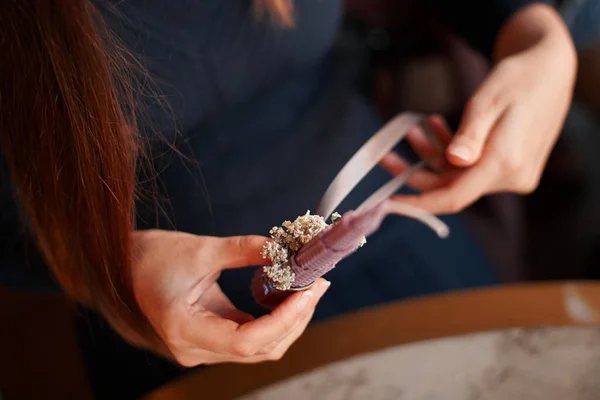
<box><xmin>0</xmin><ymin>0</ymin><xmax>156</xmax><ymax>346</ymax></box>
<box><xmin>0</xmin><ymin>0</ymin><xmax>292</xmax><ymax>349</ymax></box>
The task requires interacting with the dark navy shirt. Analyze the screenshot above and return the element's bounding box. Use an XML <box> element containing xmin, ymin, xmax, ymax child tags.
<box><xmin>1</xmin><ymin>0</ymin><xmax>549</xmax><ymax>301</ymax></box>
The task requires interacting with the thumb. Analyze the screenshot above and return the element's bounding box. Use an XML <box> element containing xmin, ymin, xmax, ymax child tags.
<box><xmin>212</xmin><ymin>235</ymin><xmax>269</xmax><ymax>270</ymax></box>
<box><xmin>447</xmin><ymin>96</ymin><xmax>505</xmax><ymax>167</ymax></box>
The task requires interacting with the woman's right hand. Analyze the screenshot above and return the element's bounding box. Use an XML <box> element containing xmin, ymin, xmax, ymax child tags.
<box><xmin>129</xmin><ymin>230</ymin><xmax>330</xmax><ymax>367</ymax></box>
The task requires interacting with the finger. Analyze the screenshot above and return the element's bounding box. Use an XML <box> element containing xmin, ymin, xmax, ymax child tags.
<box><xmin>405</xmin><ymin>128</ymin><xmax>449</xmax><ymax>175</ymax></box>
<box><xmin>229</xmin><ymin>279</ymin><xmax>330</xmax><ymax>357</ymax></box>
<box><xmin>202</xmin><ymin>284</ymin><xmax>255</xmax><ymax>324</ymax></box>
<box><xmin>184</xmin><ymin>259</ymin><xmax>323</xmax><ymax>358</ymax></box>
<box><xmin>265</xmin><ymin>278</ymin><xmax>331</xmax><ymax>352</ymax></box>
<box><xmin>407</xmin><ymin>126</ymin><xmax>442</xmax><ymax>159</ymax></box>
<box><xmin>260</xmin><ymin>304</ymin><xmax>316</xmax><ymax>361</ymax></box>
<box><xmin>379</xmin><ymin>152</ymin><xmax>447</xmax><ymax>191</ymax></box>
<box><xmin>222</xmin><ymin>309</ymin><xmax>255</xmax><ymax>324</ymax></box>
<box><xmin>405</xmin><ymin>133</ymin><xmax>452</xmax><ymax>175</ymax></box>
<box><xmin>253</xmin><ymin>278</ymin><xmax>329</xmax><ymax>360</ymax></box>
<box><xmin>427</xmin><ymin>114</ymin><xmax>454</xmax><ymax>144</ymax></box>
<box><xmin>447</xmin><ymin>81</ymin><xmax>507</xmax><ymax>166</ymax></box>
<box><xmin>390</xmin><ymin>160</ymin><xmax>499</xmax><ymax>215</ymax></box>
<box><xmin>211</xmin><ymin>235</ymin><xmax>269</xmax><ymax>270</ymax></box>
<box><xmin>183</xmin><ymin>280</ymin><xmax>330</xmax><ymax>366</ymax></box>
<box><xmin>409</xmin><ymin>114</ymin><xmax>454</xmax><ymax>156</ymax></box>
<box><xmin>404</xmin><ymin>115</ymin><xmax>455</xmax><ymax>173</ymax></box>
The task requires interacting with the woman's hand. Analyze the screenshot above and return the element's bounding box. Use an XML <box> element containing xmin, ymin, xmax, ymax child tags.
<box><xmin>130</xmin><ymin>229</ymin><xmax>329</xmax><ymax>367</ymax></box>
<box><xmin>382</xmin><ymin>4</ymin><xmax>577</xmax><ymax>215</ymax></box>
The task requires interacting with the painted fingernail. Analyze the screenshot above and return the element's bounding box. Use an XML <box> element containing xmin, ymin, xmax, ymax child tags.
<box><xmin>448</xmin><ymin>145</ymin><xmax>473</xmax><ymax>162</ymax></box>
<box><xmin>297</xmin><ymin>290</ymin><xmax>313</xmax><ymax>313</ymax></box>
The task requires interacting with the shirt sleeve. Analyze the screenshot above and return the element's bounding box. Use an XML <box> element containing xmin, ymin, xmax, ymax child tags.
<box><xmin>425</xmin><ymin>0</ymin><xmax>555</xmax><ymax>58</ymax></box>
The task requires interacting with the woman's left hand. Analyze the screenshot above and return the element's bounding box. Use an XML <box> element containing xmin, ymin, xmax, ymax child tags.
<box><xmin>381</xmin><ymin>4</ymin><xmax>577</xmax><ymax>215</ymax></box>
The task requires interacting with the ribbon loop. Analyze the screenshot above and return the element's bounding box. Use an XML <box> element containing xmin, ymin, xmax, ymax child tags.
<box><xmin>316</xmin><ymin>112</ymin><xmax>435</xmax><ymax>218</ymax></box>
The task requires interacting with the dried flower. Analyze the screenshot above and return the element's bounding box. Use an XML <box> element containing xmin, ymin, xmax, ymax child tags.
<box><xmin>261</xmin><ymin>240</ymin><xmax>288</xmax><ymax>266</ymax></box>
<box><xmin>331</xmin><ymin>212</ymin><xmax>342</xmax><ymax>223</ymax></box>
<box><xmin>261</xmin><ymin>210</ymin><xmax>367</xmax><ymax>290</ymax></box>
<box><xmin>261</xmin><ymin>210</ymin><xmax>329</xmax><ymax>290</ymax></box>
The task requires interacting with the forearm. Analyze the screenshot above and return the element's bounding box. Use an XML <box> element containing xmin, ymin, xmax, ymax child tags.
<box><xmin>426</xmin><ymin>0</ymin><xmax>554</xmax><ymax>58</ymax></box>
<box><xmin>493</xmin><ymin>3</ymin><xmax>577</xmax><ymax>63</ymax></box>
<box><xmin>493</xmin><ymin>3</ymin><xmax>578</xmax><ymax>98</ymax></box>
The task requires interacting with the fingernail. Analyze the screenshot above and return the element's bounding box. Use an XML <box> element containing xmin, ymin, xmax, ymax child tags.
<box><xmin>296</xmin><ymin>290</ymin><xmax>313</xmax><ymax>313</ymax></box>
<box><xmin>317</xmin><ymin>280</ymin><xmax>331</xmax><ymax>297</ymax></box>
<box><xmin>448</xmin><ymin>145</ymin><xmax>473</xmax><ymax>162</ymax></box>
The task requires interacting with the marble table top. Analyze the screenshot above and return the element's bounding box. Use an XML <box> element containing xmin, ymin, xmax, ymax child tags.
<box><xmin>239</xmin><ymin>326</ymin><xmax>600</xmax><ymax>400</ymax></box>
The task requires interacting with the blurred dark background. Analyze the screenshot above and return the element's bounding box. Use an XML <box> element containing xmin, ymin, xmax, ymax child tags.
<box><xmin>2</xmin><ymin>1</ymin><xmax>600</xmax><ymax>398</ymax></box>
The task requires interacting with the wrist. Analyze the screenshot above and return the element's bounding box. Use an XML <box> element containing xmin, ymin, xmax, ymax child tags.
<box><xmin>493</xmin><ymin>3</ymin><xmax>576</xmax><ymax>64</ymax></box>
